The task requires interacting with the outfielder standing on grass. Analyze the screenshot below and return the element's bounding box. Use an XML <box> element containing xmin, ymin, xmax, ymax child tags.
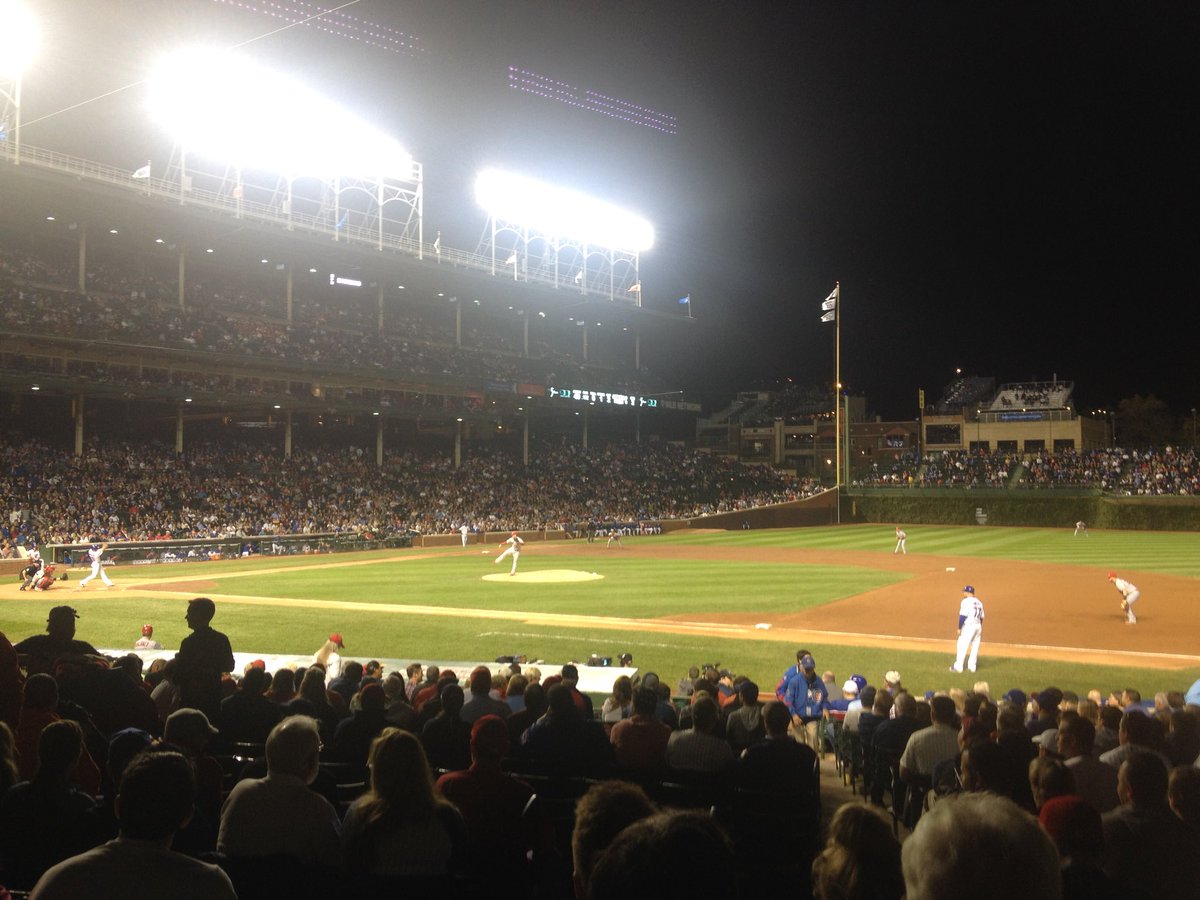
<box><xmin>77</xmin><ymin>541</ymin><xmax>113</xmax><ymax>590</ymax></box>
<box><xmin>1109</xmin><ymin>572</ymin><xmax>1139</xmax><ymax>624</ymax></box>
<box><xmin>495</xmin><ymin>531</ymin><xmax>524</xmax><ymax>575</ymax></box>
<box><xmin>1074</xmin><ymin>520</ymin><xmax>1088</xmax><ymax>536</ymax></box>
<box><xmin>950</xmin><ymin>585</ymin><xmax>985</xmax><ymax>673</ymax></box>
<box><xmin>894</xmin><ymin>527</ymin><xmax>907</xmax><ymax>554</ymax></box>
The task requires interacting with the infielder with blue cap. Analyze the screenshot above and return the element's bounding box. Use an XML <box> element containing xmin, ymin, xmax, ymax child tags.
<box><xmin>950</xmin><ymin>585</ymin><xmax>985</xmax><ymax>673</ymax></box>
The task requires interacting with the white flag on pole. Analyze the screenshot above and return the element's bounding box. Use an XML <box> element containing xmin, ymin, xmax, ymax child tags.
<box><xmin>820</xmin><ymin>310</ymin><xmax>835</xmax><ymax>323</ymax></box>
<box><xmin>821</xmin><ymin>287</ymin><xmax>838</xmax><ymax>311</ymax></box>
<box><xmin>132</xmin><ymin>164</ymin><xmax>151</xmax><ymax>179</ymax></box>
<box><xmin>505</xmin><ymin>252</ymin><xmax>518</xmax><ymax>265</ymax></box>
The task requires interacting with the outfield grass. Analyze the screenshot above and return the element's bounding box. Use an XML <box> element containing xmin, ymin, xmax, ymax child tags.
<box><xmin>8</xmin><ymin>525</ymin><xmax>1199</xmax><ymax>700</ymax></box>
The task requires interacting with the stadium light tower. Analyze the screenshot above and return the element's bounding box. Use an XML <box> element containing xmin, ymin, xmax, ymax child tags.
<box><xmin>475</xmin><ymin>168</ymin><xmax>653</xmax><ymax>301</ymax></box>
<box><xmin>149</xmin><ymin>47</ymin><xmax>413</xmax><ymax>178</ymax></box>
<box><xmin>0</xmin><ymin>0</ymin><xmax>40</xmax><ymax>166</ymax></box>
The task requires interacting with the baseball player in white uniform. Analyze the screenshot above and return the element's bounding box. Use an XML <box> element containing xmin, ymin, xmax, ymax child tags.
<box><xmin>1074</xmin><ymin>520</ymin><xmax>1088</xmax><ymax>536</ymax></box>
<box><xmin>950</xmin><ymin>585</ymin><xmax>985</xmax><ymax>673</ymax></box>
<box><xmin>78</xmin><ymin>542</ymin><xmax>113</xmax><ymax>589</ymax></box>
<box><xmin>1108</xmin><ymin>572</ymin><xmax>1139</xmax><ymax>624</ymax></box>
<box><xmin>460</xmin><ymin>523</ymin><xmax>471</xmax><ymax>547</ymax></box>
<box><xmin>495</xmin><ymin>531</ymin><xmax>524</xmax><ymax>575</ymax></box>
<box><xmin>894</xmin><ymin>527</ymin><xmax>907</xmax><ymax>554</ymax></box>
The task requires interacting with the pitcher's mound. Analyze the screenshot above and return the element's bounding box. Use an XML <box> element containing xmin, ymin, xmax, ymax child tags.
<box><xmin>483</xmin><ymin>569</ymin><xmax>604</xmax><ymax>583</ymax></box>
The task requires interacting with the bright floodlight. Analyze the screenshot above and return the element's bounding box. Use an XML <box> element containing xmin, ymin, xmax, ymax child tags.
<box><xmin>148</xmin><ymin>47</ymin><xmax>412</xmax><ymax>178</ymax></box>
<box><xmin>0</xmin><ymin>0</ymin><xmax>40</xmax><ymax>80</ymax></box>
<box><xmin>475</xmin><ymin>168</ymin><xmax>654</xmax><ymax>253</ymax></box>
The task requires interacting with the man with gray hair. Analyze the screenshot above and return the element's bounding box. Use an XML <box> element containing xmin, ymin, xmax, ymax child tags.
<box><xmin>218</xmin><ymin>715</ymin><xmax>342</xmax><ymax>867</ymax></box>
<box><xmin>902</xmin><ymin>792</ymin><xmax>1061</xmax><ymax>900</ymax></box>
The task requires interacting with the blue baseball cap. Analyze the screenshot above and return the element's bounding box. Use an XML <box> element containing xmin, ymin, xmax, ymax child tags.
<box><xmin>963</xmin><ymin>585</ymin><xmax>975</xmax><ymax>593</ymax></box>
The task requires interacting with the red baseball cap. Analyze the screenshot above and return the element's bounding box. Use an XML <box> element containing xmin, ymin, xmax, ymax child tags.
<box><xmin>329</xmin><ymin>632</ymin><xmax>345</xmax><ymax>648</ymax></box>
<box><xmin>141</xmin><ymin>624</ymin><xmax>154</xmax><ymax>636</ymax></box>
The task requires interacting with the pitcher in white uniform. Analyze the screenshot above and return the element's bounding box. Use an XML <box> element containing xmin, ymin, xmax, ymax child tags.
<box><xmin>495</xmin><ymin>531</ymin><xmax>524</xmax><ymax>575</ymax></box>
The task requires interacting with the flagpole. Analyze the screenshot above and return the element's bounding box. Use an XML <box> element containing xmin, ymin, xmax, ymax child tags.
<box><xmin>835</xmin><ymin>281</ymin><xmax>841</xmax><ymax>492</ymax></box>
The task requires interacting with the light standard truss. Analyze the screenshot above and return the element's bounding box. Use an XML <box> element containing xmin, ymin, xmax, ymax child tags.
<box><xmin>479</xmin><ymin>215</ymin><xmax>642</xmax><ymax>304</ymax></box>
<box><xmin>157</xmin><ymin>154</ymin><xmax>424</xmax><ymax>255</ymax></box>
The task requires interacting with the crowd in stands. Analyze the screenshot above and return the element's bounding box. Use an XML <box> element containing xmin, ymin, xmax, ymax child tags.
<box><xmin>932</xmin><ymin>375</ymin><xmax>995</xmax><ymax>414</ymax></box>
<box><xmin>853</xmin><ymin>446</ymin><xmax>1200</xmax><ymax>494</ymax></box>
<box><xmin>2</xmin><ymin>608</ymin><xmax>1198</xmax><ymax>899</ymax></box>
<box><xmin>0</xmin><ymin>436</ymin><xmax>824</xmax><ymax>547</ymax></box>
<box><xmin>991</xmin><ymin>381</ymin><xmax>1073</xmax><ymax>411</ymax></box>
<box><xmin>0</xmin><ymin>247</ymin><xmax>668</xmax><ymax>400</ymax></box>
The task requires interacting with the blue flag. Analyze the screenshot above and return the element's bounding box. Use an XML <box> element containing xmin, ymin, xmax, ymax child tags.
<box><xmin>677</xmin><ymin>295</ymin><xmax>690</xmax><ymax>305</ymax></box>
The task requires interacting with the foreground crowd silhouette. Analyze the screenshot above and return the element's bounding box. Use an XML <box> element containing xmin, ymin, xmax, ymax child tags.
<box><xmin>2</xmin><ymin>607</ymin><xmax>1198</xmax><ymax>899</ymax></box>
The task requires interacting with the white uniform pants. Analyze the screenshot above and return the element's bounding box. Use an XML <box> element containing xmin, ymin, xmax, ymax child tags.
<box><xmin>495</xmin><ymin>546</ymin><xmax>520</xmax><ymax>574</ymax></box>
<box><xmin>1123</xmin><ymin>590</ymin><xmax>1139</xmax><ymax>624</ymax></box>
<box><xmin>80</xmin><ymin>560</ymin><xmax>113</xmax><ymax>587</ymax></box>
<box><xmin>954</xmin><ymin>623</ymin><xmax>982</xmax><ymax>671</ymax></box>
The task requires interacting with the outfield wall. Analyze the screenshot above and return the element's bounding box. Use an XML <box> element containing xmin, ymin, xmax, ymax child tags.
<box><xmin>844</xmin><ymin>491</ymin><xmax>1200</xmax><ymax>531</ymax></box>
<box><xmin>662</xmin><ymin>490</ymin><xmax>839</xmax><ymax>532</ymax></box>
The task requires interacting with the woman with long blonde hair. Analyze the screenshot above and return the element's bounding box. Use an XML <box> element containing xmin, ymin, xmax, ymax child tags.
<box><xmin>341</xmin><ymin>728</ymin><xmax>466</xmax><ymax>877</ymax></box>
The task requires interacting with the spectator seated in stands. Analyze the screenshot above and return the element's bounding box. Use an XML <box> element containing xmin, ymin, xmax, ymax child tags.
<box><xmin>217</xmin><ymin>715</ymin><xmax>342</xmax><ymax>868</ymax></box>
<box><xmin>901</xmin><ymin>792</ymin><xmax>1060</xmax><ymax>900</ymax></box>
<box><xmin>420</xmin><ymin>683</ymin><xmax>472</xmax><ymax>773</ymax></box>
<box><xmin>1168</xmin><ymin>766</ymin><xmax>1200</xmax><ymax>829</ymax></box>
<box><xmin>162</xmin><ymin>708</ymin><xmax>225</xmax><ymax>828</ymax></box>
<box><xmin>724</xmin><ymin>680</ymin><xmax>765</xmax><ymax>755</ymax></box>
<box><xmin>811</xmin><ymin>803</ymin><xmax>904</xmax><ymax>900</ymax></box>
<box><xmin>327</xmin><ymin>661</ymin><xmax>363</xmax><ymax>705</ymax></box>
<box><xmin>1099</xmin><ymin>709</ymin><xmax>1171</xmax><ymax>771</ymax></box>
<box><xmin>609</xmin><ymin>686</ymin><xmax>671</xmax><ymax>771</ymax></box>
<box><xmin>664</xmin><ymin>692</ymin><xmax>735</xmax><ymax>775</ymax></box>
<box><xmin>571</xmin><ymin>780</ymin><xmax>657</xmax><ymax>900</ymax></box>
<box><xmin>737</xmin><ymin>699</ymin><xmax>818</xmax><ymax>798</ymax></box>
<box><xmin>436</xmin><ymin>715</ymin><xmax>535</xmax><ymax>885</ymax></box>
<box><xmin>1056</xmin><ymin>713</ymin><xmax>1119</xmax><ymax>813</ymax></box>
<box><xmin>380</xmin><ymin>672</ymin><xmax>418</xmax><ymax>732</ymax></box>
<box><xmin>505</xmin><ymin>682</ymin><xmax>547</xmax><ymax>748</ymax></box>
<box><xmin>587</xmin><ymin>809</ymin><xmax>737</xmax><ymax>900</ymax></box>
<box><xmin>1101</xmin><ymin>753</ymin><xmax>1200</xmax><ymax>898</ymax></box>
<box><xmin>13</xmin><ymin>606</ymin><xmax>100</xmax><ymax>677</ymax></box>
<box><xmin>30</xmin><ymin>750</ymin><xmax>237</xmax><ymax>899</ymax></box>
<box><xmin>869</xmin><ymin>690</ymin><xmax>921</xmax><ymax>806</ymax></box>
<box><xmin>0</xmin><ymin>720</ymin><xmax>99</xmax><ymax>892</ymax></box>
<box><xmin>460</xmin><ymin>666</ymin><xmax>511</xmax><ymax>724</ymax></box>
<box><xmin>1038</xmin><ymin>795</ymin><xmax>1117</xmax><ymax>899</ymax></box>
<box><xmin>326</xmin><ymin>682</ymin><xmax>389</xmax><ymax>768</ymax></box>
<box><xmin>341</xmin><ymin>728</ymin><xmax>466</xmax><ymax>880</ymax></box>
<box><xmin>899</xmin><ymin>695</ymin><xmax>960</xmax><ymax>789</ymax></box>
<box><xmin>520</xmin><ymin>684</ymin><xmax>612</xmax><ymax>774</ymax></box>
<box><xmin>217</xmin><ymin>665</ymin><xmax>282</xmax><ymax>746</ymax></box>
<box><xmin>14</xmin><ymin>673</ymin><xmax>101</xmax><ymax>795</ymax></box>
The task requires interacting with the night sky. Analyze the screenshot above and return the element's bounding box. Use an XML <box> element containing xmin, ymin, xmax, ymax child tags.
<box><xmin>15</xmin><ymin>1</ymin><xmax>1200</xmax><ymax>419</ymax></box>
